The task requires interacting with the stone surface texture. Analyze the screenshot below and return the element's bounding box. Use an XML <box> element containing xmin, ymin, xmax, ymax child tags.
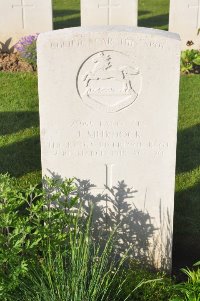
<box><xmin>37</xmin><ymin>26</ymin><xmax>180</xmax><ymax>270</ymax></box>
<box><xmin>81</xmin><ymin>0</ymin><xmax>138</xmax><ymax>26</ymax></box>
<box><xmin>169</xmin><ymin>0</ymin><xmax>200</xmax><ymax>49</ymax></box>
<box><xmin>0</xmin><ymin>0</ymin><xmax>52</xmax><ymax>51</ymax></box>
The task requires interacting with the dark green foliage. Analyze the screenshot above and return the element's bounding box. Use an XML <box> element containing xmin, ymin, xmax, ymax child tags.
<box><xmin>181</xmin><ymin>50</ymin><xmax>200</xmax><ymax>74</ymax></box>
<box><xmin>0</xmin><ymin>175</ymin><xmax>200</xmax><ymax>301</ymax></box>
<box><xmin>0</xmin><ymin>174</ymin><xmax>152</xmax><ymax>301</ymax></box>
<box><xmin>114</xmin><ymin>261</ymin><xmax>174</xmax><ymax>301</ymax></box>
<box><xmin>0</xmin><ymin>174</ymin><xmax>78</xmax><ymax>300</ymax></box>
<box><xmin>171</xmin><ymin>262</ymin><xmax>200</xmax><ymax>301</ymax></box>
<box><xmin>17</xmin><ymin>218</ymin><xmax>135</xmax><ymax>301</ymax></box>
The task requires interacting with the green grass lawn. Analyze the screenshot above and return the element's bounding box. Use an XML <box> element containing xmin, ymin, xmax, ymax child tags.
<box><xmin>53</xmin><ymin>0</ymin><xmax>170</xmax><ymax>30</ymax></box>
<box><xmin>0</xmin><ymin>0</ymin><xmax>200</xmax><ymax>271</ymax></box>
<box><xmin>174</xmin><ymin>75</ymin><xmax>200</xmax><ymax>271</ymax></box>
<box><xmin>0</xmin><ymin>73</ymin><xmax>41</xmax><ymax>185</ymax></box>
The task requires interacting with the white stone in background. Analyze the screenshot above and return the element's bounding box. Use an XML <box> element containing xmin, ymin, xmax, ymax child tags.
<box><xmin>169</xmin><ymin>0</ymin><xmax>200</xmax><ymax>49</ymax></box>
<box><xmin>81</xmin><ymin>0</ymin><xmax>138</xmax><ymax>26</ymax></box>
<box><xmin>37</xmin><ymin>26</ymin><xmax>180</xmax><ymax>271</ymax></box>
<box><xmin>0</xmin><ymin>0</ymin><xmax>53</xmax><ymax>51</ymax></box>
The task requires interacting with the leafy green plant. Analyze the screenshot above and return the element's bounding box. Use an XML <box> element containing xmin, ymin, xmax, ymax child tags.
<box><xmin>115</xmin><ymin>260</ymin><xmax>174</xmax><ymax>301</ymax></box>
<box><xmin>0</xmin><ymin>174</ymin><xmax>78</xmax><ymax>300</ymax></box>
<box><xmin>0</xmin><ymin>174</ymin><xmax>162</xmax><ymax>301</ymax></box>
<box><xmin>171</xmin><ymin>261</ymin><xmax>200</xmax><ymax>301</ymax></box>
<box><xmin>18</xmin><ymin>211</ymin><xmax>154</xmax><ymax>301</ymax></box>
<box><xmin>14</xmin><ymin>34</ymin><xmax>38</xmax><ymax>71</ymax></box>
<box><xmin>181</xmin><ymin>50</ymin><xmax>200</xmax><ymax>74</ymax></box>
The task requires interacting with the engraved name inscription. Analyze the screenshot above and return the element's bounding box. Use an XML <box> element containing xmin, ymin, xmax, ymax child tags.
<box><xmin>43</xmin><ymin>120</ymin><xmax>169</xmax><ymax>158</ymax></box>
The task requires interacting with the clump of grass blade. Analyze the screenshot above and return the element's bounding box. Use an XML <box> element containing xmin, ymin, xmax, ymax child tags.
<box><xmin>19</xmin><ymin>209</ymin><xmax>149</xmax><ymax>301</ymax></box>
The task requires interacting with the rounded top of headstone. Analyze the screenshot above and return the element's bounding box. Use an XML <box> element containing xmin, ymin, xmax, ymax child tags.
<box><xmin>37</xmin><ymin>26</ymin><xmax>180</xmax><ymax>42</ymax></box>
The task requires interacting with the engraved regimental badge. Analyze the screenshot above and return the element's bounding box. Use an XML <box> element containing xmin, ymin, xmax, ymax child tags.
<box><xmin>77</xmin><ymin>50</ymin><xmax>142</xmax><ymax>113</ymax></box>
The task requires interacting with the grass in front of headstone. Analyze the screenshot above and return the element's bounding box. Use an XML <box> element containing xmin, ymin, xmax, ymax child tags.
<box><xmin>0</xmin><ymin>72</ymin><xmax>41</xmax><ymax>186</ymax></box>
<box><xmin>174</xmin><ymin>74</ymin><xmax>200</xmax><ymax>271</ymax></box>
<box><xmin>52</xmin><ymin>0</ymin><xmax>169</xmax><ymax>30</ymax></box>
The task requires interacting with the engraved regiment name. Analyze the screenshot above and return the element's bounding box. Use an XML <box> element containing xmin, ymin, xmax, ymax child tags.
<box><xmin>43</xmin><ymin>120</ymin><xmax>169</xmax><ymax>158</ymax></box>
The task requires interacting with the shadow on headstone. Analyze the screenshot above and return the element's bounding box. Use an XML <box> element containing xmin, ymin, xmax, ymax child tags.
<box><xmin>76</xmin><ymin>178</ymin><xmax>155</xmax><ymax>263</ymax></box>
<box><xmin>46</xmin><ymin>170</ymin><xmax>172</xmax><ymax>271</ymax></box>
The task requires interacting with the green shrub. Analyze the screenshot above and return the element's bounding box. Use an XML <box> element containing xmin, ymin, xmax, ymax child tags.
<box><xmin>115</xmin><ymin>260</ymin><xmax>174</xmax><ymax>301</ymax></box>
<box><xmin>0</xmin><ymin>174</ymin><xmax>162</xmax><ymax>301</ymax></box>
<box><xmin>181</xmin><ymin>50</ymin><xmax>200</xmax><ymax>74</ymax></box>
<box><xmin>0</xmin><ymin>174</ymin><xmax>78</xmax><ymax>300</ymax></box>
<box><xmin>171</xmin><ymin>261</ymin><xmax>200</xmax><ymax>301</ymax></box>
<box><xmin>17</xmin><ymin>213</ymin><xmax>146</xmax><ymax>301</ymax></box>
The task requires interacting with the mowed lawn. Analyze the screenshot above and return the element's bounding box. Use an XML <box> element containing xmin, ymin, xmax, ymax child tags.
<box><xmin>53</xmin><ymin>0</ymin><xmax>170</xmax><ymax>30</ymax></box>
<box><xmin>0</xmin><ymin>0</ymin><xmax>200</xmax><ymax>271</ymax></box>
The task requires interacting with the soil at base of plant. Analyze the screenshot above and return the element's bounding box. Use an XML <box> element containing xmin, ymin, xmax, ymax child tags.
<box><xmin>0</xmin><ymin>52</ymin><xmax>33</xmax><ymax>72</ymax></box>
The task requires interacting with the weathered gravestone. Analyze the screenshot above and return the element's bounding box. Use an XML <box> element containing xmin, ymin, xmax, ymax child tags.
<box><xmin>169</xmin><ymin>0</ymin><xmax>200</xmax><ymax>49</ymax></box>
<box><xmin>37</xmin><ymin>26</ymin><xmax>180</xmax><ymax>270</ymax></box>
<box><xmin>81</xmin><ymin>0</ymin><xmax>138</xmax><ymax>26</ymax></box>
<box><xmin>0</xmin><ymin>0</ymin><xmax>52</xmax><ymax>52</ymax></box>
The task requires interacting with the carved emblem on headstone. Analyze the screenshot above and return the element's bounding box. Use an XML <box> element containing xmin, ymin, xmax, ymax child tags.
<box><xmin>77</xmin><ymin>50</ymin><xmax>142</xmax><ymax>113</ymax></box>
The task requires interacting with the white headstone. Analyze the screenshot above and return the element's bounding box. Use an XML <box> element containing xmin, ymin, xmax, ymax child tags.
<box><xmin>0</xmin><ymin>0</ymin><xmax>52</xmax><ymax>51</ymax></box>
<box><xmin>37</xmin><ymin>26</ymin><xmax>180</xmax><ymax>270</ymax></box>
<box><xmin>169</xmin><ymin>0</ymin><xmax>200</xmax><ymax>49</ymax></box>
<box><xmin>81</xmin><ymin>0</ymin><xmax>138</xmax><ymax>26</ymax></box>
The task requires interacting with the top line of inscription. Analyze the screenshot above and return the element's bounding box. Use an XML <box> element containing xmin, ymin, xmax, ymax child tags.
<box><xmin>50</xmin><ymin>37</ymin><xmax>167</xmax><ymax>50</ymax></box>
